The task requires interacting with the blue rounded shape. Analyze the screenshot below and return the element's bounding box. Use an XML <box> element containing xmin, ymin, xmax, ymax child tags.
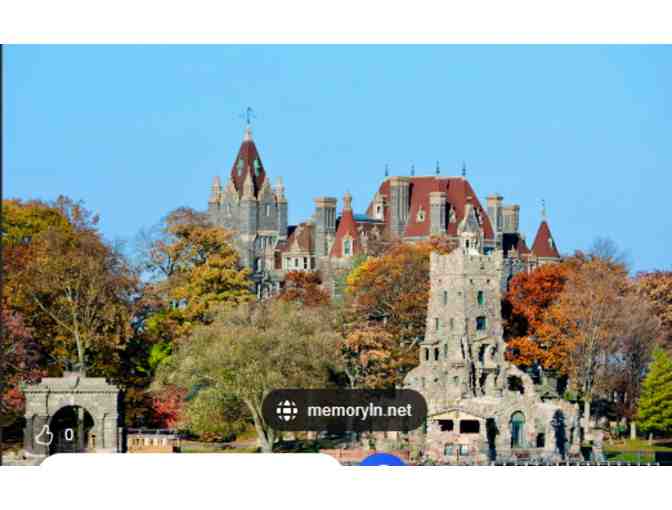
<box><xmin>360</xmin><ymin>453</ymin><xmax>406</xmax><ymax>466</ymax></box>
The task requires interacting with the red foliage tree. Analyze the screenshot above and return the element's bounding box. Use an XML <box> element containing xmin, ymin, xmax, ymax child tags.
<box><xmin>277</xmin><ymin>271</ymin><xmax>330</xmax><ymax>307</ymax></box>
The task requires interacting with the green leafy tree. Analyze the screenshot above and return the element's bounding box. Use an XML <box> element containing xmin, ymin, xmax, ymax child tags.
<box><xmin>154</xmin><ymin>300</ymin><xmax>341</xmax><ymax>451</ymax></box>
<box><xmin>637</xmin><ymin>348</ymin><xmax>672</xmax><ymax>437</ymax></box>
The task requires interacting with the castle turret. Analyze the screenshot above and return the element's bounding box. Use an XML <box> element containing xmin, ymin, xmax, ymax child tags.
<box><xmin>416</xmin><ymin>245</ymin><xmax>506</xmax><ymax>399</ymax></box>
<box><xmin>314</xmin><ymin>196</ymin><xmax>337</xmax><ymax>258</ymax></box>
<box><xmin>486</xmin><ymin>193</ymin><xmax>503</xmax><ymax>248</ymax></box>
<box><xmin>275</xmin><ymin>177</ymin><xmax>288</xmax><ymax>240</ymax></box>
<box><xmin>389</xmin><ymin>176</ymin><xmax>410</xmax><ymax>238</ymax></box>
<box><xmin>531</xmin><ymin>202</ymin><xmax>560</xmax><ymax>260</ymax></box>
<box><xmin>208</xmin><ymin>176</ymin><xmax>222</xmax><ymax>219</ymax></box>
<box><xmin>429</xmin><ymin>189</ymin><xmax>447</xmax><ymax>236</ymax></box>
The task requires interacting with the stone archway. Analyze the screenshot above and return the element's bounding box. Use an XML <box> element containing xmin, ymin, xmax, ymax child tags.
<box><xmin>21</xmin><ymin>373</ymin><xmax>120</xmax><ymax>458</ymax></box>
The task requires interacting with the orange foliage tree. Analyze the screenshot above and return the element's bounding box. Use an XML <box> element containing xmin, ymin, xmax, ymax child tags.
<box><xmin>341</xmin><ymin>326</ymin><xmax>402</xmax><ymax>389</ymax></box>
<box><xmin>503</xmin><ymin>261</ymin><xmax>575</xmax><ymax>372</ymax></box>
<box><xmin>635</xmin><ymin>271</ymin><xmax>672</xmax><ymax>349</ymax></box>
<box><xmin>343</xmin><ymin>239</ymin><xmax>453</xmax><ymax>385</ymax></box>
<box><xmin>277</xmin><ymin>271</ymin><xmax>330</xmax><ymax>307</ymax></box>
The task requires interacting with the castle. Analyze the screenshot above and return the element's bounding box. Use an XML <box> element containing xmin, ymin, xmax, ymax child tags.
<box><xmin>402</xmin><ymin>245</ymin><xmax>580</xmax><ymax>462</ymax></box>
<box><xmin>207</xmin><ymin>126</ymin><xmax>562</xmax><ymax>296</ymax></box>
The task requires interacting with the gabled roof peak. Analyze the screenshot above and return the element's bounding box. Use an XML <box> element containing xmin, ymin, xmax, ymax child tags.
<box><xmin>229</xmin><ymin>127</ymin><xmax>266</xmax><ymax>199</ymax></box>
<box><xmin>531</xmin><ymin>219</ymin><xmax>560</xmax><ymax>258</ymax></box>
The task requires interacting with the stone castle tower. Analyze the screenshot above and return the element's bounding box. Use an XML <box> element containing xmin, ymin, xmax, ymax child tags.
<box><xmin>207</xmin><ymin>126</ymin><xmax>287</xmax><ymax>292</ymax></box>
<box><xmin>412</xmin><ymin>234</ymin><xmax>507</xmax><ymax>404</ymax></box>
<box><xmin>404</xmin><ymin>233</ymin><xmax>579</xmax><ymax>462</ymax></box>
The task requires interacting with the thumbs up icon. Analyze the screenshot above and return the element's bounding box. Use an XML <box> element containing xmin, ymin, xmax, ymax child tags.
<box><xmin>35</xmin><ymin>424</ymin><xmax>54</xmax><ymax>446</ymax></box>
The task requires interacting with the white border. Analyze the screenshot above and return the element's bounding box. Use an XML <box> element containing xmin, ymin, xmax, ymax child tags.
<box><xmin>0</xmin><ymin>0</ymin><xmax>671</xmax><ymax>43</ymax></box>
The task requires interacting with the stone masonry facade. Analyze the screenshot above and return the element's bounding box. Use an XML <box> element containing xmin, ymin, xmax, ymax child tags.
<box><xmin>207</xmin><ymin>127</ymin><xmax>562</xmax><ymax>297</ymax></box>
<box><xmin>22</xmin><ymin>373</ymin><xmax>121</xmax><ymax>457</ymax></box>
<box><xmin>403</xmin><ymin>236</ymin><xmax>580</xmax><ymax>463</ymax></box>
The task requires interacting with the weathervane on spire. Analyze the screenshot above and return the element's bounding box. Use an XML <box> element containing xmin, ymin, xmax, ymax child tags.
<box><xmin>241</xmin><ymin>106</ymin><xmax>256</xmax><ymax>127</ymax></box>
<box><xmin>385</xmin><ymin>163</ymin><xmax>389</xmax><ymax>177</ymax></box>
<box><xmin>411</xmin><ymin>163</ymin><xmax>415</xmax><ymax>177</ymax></box>
<box><xmin>541</xmin><ymin>199</ymin><xmax>547</xmax><ymax>221</ymax></box>
<box><xmin>461</xmin><ymin>161</ymin><xmax>467</xmax><ymax>177</ymax></box>
<box><xmin>436</xmin><ymin>161</ymin><xmax>440</xmax><ymax>175</ymax></box>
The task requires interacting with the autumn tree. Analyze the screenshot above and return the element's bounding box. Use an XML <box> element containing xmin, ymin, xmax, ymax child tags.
<box><xmin>343</xmin><ymin>240</ymin><xmax>454</xmax><ymax>383</ymax></box>
<box><xmin>277</xmin><ymin>271</ymin><xmax>330</xmax><ymax>307</ymax></box>
<box><xmin>0</xmin><ymin>306</ymin><xmax>41</xmax><ymax>465</ymax></box>
<box><xmin>503</xmin><ymin>261</ymin><xmax>573</xmax><ymax>372</ymax></box>
<box><xmin>635</xmin><ymin>271</ymin><xmax>672</xmax><ymax>349</ymax></box>
<box><xmin>154</xmin><ymin>301</ymin><xmax>341</xmax><ymax>451</ymax></box>
<box><xmin>637</xmin><ymin>348</ymin><xmax>672</xmax><ymax>438</ymax></box>
<box><xmin>137</xmin><ymin>207</ymin><xmax>253</xmax><ymax>343</ymax></box>
<box><xmin>546</xmin><ymin>256</ymin><xmax>630</xmax><ymax>436</ymax></box>
<box><xmin>608</xmin><ymin>295</ymin><xmax>659</xmax><ymax>432</ymax></box>
<box><xmin>15</xmin><ymin>219</ymin><xmax>137</xmax><ymax>373</ymax></box>
<box><xmin>341</xmin><ymin>326</ymin><xmax>400</xmax><ymax>389</ymax></box>
<box><xmin>5</xmin><ymin>197</ymin><xmax>138</xmax><ymax>374</ymax></box>
<box><xmin>135</xmin><ymin>208</ymin><xmax>254</xmax><ymax>427</ymax></box>
<box><xmin>2</xmin><ymin>197</ymin><xmax>81</xmax><ymax>374</ymax></box>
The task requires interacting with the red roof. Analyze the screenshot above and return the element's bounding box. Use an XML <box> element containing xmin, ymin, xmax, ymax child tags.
<box><xmin>531</xmin><ymin>221</ymin><xmax>560</xmax><ymax>258</ymax></box>
<box><xmin>330</xmin><ymin>208</ymin><xmax>360</xmax><ymax>258</ymax></box>
<box><xmin>229</xmin><ymin>130</ymin><xmax>267</xmax><ymax>198</ymax></box>
<box><xmin>516</xmin><ymin>236</ymin><xmax>531</xmax><ymax>255</ymax></box>
<box><xmin>369</xmin><ymin>176</ymin><xmax>495</xmax><ymax>240</ymax></box>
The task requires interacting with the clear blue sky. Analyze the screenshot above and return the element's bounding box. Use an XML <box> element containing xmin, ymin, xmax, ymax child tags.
<box><xmin>4</xmin><ymin>45</ymin><xmax>671</xmax><ymax>272</ymax></box>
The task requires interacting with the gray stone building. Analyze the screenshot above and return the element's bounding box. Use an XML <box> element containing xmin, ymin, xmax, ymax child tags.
<box><xmin>207</xmin><ymin>128</ymin><xmax>562</xmax><ymax>296</ymax></box>
<box><xmin>22</xmin><ymin>373</ymin><xmax>121</xmax><ymax>458</ymax></box>
<box><xmin>403</xmin><ymin>236</ymin><xmax>579</xmax><ymax>463</ymax></box>
<box><xmin>207</xmin><ymin>126</ymin><xmax>288</xmax><ymax>296</ymax></box>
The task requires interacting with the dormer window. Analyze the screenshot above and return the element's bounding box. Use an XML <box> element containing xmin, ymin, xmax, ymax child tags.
<box><xmin>417</xmin><ymin>208</ymin><xmax>426</xmax><ymax>222</ymax></box>
<box><xmin>343</xmin><ymin>238</ymin><xmax>352</xmax><ymax>256</ymax></box>
<box><xmin>237</xmin><ymin>159</ymin><xmax>244</xmax><ymax>176</ymax></box>
<box><xmin>253</xmin><ymin>159</ymin><xmax>261</xmax><ymax>176</ymax></box>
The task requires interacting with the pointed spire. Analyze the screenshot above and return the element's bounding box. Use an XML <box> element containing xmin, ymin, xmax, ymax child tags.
<box><xmin>411</xmin><ymin>163</ymin><xmax>415</xmax><ymax>177</ymax></box>
<box><xmin>343</xmin><ymin>191</ymin><xmax>353</xmax><ymax>211</ymax></box>
<box><xmin>531</xmin><ymin>214</ymin><xmax>560</xmax><ymax>258</ymax></box>
<box><xmin>209</xmin><ymin>176</ymin><xmax>222</xmax><ymax>203</ymax></box>
<box><xmin>461</xmin><ymin>161</ymin><xmax>467</xmax><ymax>178</ymax></box>
<box><xmin>244</xmin><ymin>126</ymin><xmax>253</xmax><ymax>141</ymax></box>
<box><xmin>274</xmin><ymin>176</ymin><xmax>286</xmax><ymax>203</ymax></box>
<box><xmin>435</xmin><ymin>161</ymin><xmax>440</xmax><ymax>175</ymax></box>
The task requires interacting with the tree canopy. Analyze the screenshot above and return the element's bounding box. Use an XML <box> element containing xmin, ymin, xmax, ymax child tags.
<box><xmin>638</xmin><ymin>348</ymin><xmax>672</xmax><ymax>437</ymax></box>
<box><xmin>154</xmin><ymin>300</ymin><xmax>342</xmax><ymax>451</ymax></box>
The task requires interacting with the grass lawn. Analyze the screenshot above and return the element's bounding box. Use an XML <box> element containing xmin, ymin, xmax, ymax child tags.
<box><xmin>603</xmin><ymin>438</ymin><xmax>672</xmax><ymax>463</ymax></box>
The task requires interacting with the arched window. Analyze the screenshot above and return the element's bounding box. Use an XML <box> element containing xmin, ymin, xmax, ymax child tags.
<box><xmin>343</xmin><ymin>238</ymin><xmax>352</xmax><ymax>256</ymax></box>
<box><xmin>434</xmin><ymin>348</ymin><xmax>439</xmax><ymax>361</ymax></box>
<box><xmin>510</xmin><ymin>411</ymin><xmax>525</xmax><ymax>448</ymax></box>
